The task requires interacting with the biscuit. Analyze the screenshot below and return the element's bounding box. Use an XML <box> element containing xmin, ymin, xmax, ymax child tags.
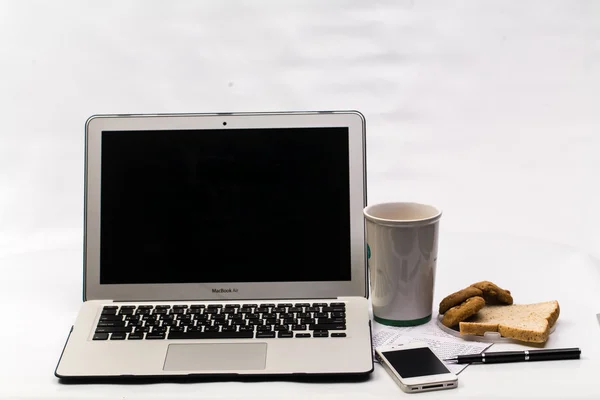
<box><xmin>441</xmin><ymin>296</ymin><xmax>485</xmax><ymax>327</ymax></box>
<box><xmin>470</xmin><ymin>281</ymin><xmax>513</xmax><ymax>305</ymax></box>
<box><xmin>439</xmin><ymin>286</ymin><xmax>483</xmax><ymax>314</ymax></box>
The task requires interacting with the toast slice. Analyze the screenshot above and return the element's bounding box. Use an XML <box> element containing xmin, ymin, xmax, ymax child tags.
<box><xmin>459</xmin><ymin>300</ymin><xmax>560</xmax><ymax>343</ymax></box>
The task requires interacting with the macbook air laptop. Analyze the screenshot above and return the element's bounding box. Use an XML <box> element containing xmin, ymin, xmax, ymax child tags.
<box><xmin>55</xmin><ymin>111</ymin><xmax>373</xmax><ymax>380</ymax></box>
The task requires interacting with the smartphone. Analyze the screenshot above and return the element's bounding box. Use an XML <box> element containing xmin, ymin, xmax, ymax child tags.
<box><xmin>376</xmin><ymin>342</ymin><xmax>458</xmax><ymax>393</ymax></box>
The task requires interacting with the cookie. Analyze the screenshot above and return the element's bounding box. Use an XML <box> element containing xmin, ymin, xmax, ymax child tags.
<box><xmin>470</xmin><ymin>281</ymin><xmax>513</xmax><ymax>305</ymax></box>
<box><xmin>441</xmin><ymin>296</ymin><xmax>486</xmax><ymax>327</ymax></box>
<box><xmin>439</xmin><ymin>286</ymin><xmax>483</xmax><ymax>314</ymax></box>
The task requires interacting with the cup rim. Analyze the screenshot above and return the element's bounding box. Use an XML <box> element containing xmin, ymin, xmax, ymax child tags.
<box><xmin>363</xmin><ymin>202</ymin><xmax>442</xmax><ymax>226</ymax></box>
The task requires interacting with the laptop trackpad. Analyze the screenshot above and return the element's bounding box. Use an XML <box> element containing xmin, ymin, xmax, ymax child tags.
<box><xmin>163</xmin><ymin>343</ymin><xmax>267</xmax><ymax>371</ymax></box>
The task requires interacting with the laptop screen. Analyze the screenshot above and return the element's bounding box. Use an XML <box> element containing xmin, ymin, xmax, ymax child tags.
<box><xmin>99</xmin><ymin>128</ymin><xmax>351</xmax><ymax>285</ymax></box>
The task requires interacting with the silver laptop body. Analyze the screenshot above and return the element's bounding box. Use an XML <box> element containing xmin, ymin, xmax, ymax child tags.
<box><xmin>55</xmin><ymin>111</ymin><xmax>373</xmax><ymax>379</ymax></box>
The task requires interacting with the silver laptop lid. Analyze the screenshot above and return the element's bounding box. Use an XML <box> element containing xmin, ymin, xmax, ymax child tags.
<box><xmin>83</xmin><ymin>111</ymin><xmax>367</xmax><ymax>301</ymax></box>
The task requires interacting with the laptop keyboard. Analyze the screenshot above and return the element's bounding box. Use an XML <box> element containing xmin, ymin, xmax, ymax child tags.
<box><xmin>93</xmin><ymin>302</ymin><xmax>347</xmax><ymax>341</ymax></box>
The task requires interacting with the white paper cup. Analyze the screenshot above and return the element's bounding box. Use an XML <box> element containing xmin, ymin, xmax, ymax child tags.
<box><xmin>363</xmin><ymin>202</ymin><xmax>441</xmax><ymax>326</ymax></box>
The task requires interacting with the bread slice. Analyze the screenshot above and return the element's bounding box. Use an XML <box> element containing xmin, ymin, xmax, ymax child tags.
<box><xmin>458</xmin><ymin>300</ymin><xmax>560</xmax><ymax>343</ymax></box>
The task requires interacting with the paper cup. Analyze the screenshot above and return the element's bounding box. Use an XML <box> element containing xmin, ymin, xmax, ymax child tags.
<box><xmin>364</xmin><ymin>202</ymin><xmax>441</xmax><ymax>326</ymax></box>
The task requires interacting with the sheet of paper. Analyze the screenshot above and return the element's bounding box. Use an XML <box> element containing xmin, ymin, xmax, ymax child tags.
<box><xmin>372</xmin><ymin>319</ymin><xmax>493</xmax><ymax>374</ymax></box>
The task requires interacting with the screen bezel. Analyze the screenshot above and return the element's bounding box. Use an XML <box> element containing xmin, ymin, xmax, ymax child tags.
<box><xmin>83</xmin><ymin>111</ymin><xmax>367</xmax><ymax>301</ymax></box>
<box><xmin>377</xmin><ymin>343</ymin><xmax>458</xmax><ymax>389</ymax></box>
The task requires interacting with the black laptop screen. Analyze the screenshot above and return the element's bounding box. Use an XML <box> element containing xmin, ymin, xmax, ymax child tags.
<box><xmin>99</xmin><ymin>128</ymin><xmax>352</xmax><ymax>284</ymax></box>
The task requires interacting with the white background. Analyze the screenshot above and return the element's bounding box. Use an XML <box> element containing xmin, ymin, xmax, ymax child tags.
<box><xmin>1</xmin><ymin>1</ymin><xmax>600</xmax><ymax>399</ymax></box>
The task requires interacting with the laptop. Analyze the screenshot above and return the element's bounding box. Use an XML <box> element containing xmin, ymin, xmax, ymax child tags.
<box><xmin>55</xmin><ymin>111</ymin><xmax>373</xmax><ymax>380</ymax></box>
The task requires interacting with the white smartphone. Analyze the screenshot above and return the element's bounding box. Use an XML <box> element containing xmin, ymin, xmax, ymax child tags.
<box><xmin>376</xmin><ymin>342</ymin><xmax>458</xmax><ymax>393</ymax></box>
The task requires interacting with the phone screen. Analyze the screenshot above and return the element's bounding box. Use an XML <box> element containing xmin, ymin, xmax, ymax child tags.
<box><xmin>382</xmin><ymin>347</ymin><xmax>450</xmax><ymax>379</ymax></box>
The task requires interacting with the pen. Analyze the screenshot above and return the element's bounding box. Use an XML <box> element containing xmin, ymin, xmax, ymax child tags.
<box><xmin>444</xmin><ymin>348</ymin><xmax>581</xmax><ymax>364</ymax></box>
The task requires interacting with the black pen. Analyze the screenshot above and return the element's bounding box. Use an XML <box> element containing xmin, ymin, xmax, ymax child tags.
<box><xmin>444</xmin><ymin>348</ymin><xmax>581</xmax><ymax>364</ymax></box>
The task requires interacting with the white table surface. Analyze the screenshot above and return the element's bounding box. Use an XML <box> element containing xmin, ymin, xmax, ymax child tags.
<box><xmin>2</xmin><ymin>1</ymin><xmax>600</xmax><ymax>399</ymax></box>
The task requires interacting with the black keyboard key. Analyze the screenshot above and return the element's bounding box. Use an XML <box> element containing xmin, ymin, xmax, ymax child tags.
<box><xmin>95</xmin><ymin>327</ymin><xmax>131</xmax><ymax>334</ymax></box>
<box><xmin>297</xmin><ymin>313</ymin><xmax>311</xmax><ymax>318</ymax></box>
<box><xmin>332</xmin><ymin>307</ymin><xmax>346</xmax><ymax>313</ymax></box>
<box><xmin>331</xmin><ymin>333</ymin><xmax>346</xmax><ymax>338</ymax></box>
<box><xmin>99</xmin><ymin>315</ymin><xmax>123</xmax><ymax>321</ymax></box>
<box><xmin>317</xmin><ymin>318</ymin><xmax>345</xmax><ymax>324</ymax></box>
<box><xmin>120</xmin><ymin>305</ymin><xmax>136</xmax><ymax>310</ymax></box>
<box><xmin>205</xmin><ymin>326</ymin><xmax>220</xmax><ymax>332</ymax></box>
<box><xmin>279</xmin><ymin>303</ymin><xmax>293</xmax><ymax>308</ymax></box>
<box><xmin>205</xmin><ymin>308</ymin><xmax>220</xmax><ymax>314</ymax></box>
<box><xmin>213</xmin><ymin>314</ymin><xmax>226</xmax><ymax>320</ymax></box>
<box><xmin>168</xmin><ymin>331</ymin><xmax>254</xmax><ymax>340</ymax></box>
<box><xmin>135</xmin><ymin>308</ymin><xmax>151</xmax><ymax>315</ymax></box>
<box><xmin>315</xmin><ymin>312</ymin><xmax>329</xmax><ymax>319</ymax></box>
<box><xmin>151</xmin><ymin>327</ymin><xmax>167</xmax><ymax>334</ymax></box>
<box><xmin>246</xmin><ymin>314</ymin><xmax>260</xmax><ymax>320</ymax></box>
<box><xmin>239</xmin><ymin>307</ymin><xmax>252</xmax><ymax>313</ymax></box>
<box><xmin>93</xmin><ymin>333</ymin><xmax>109</xmax><ymax>340</ymax></box>
<box><xmin>190</xmin><ymin>304</ymin><xmax>205</xmax><ymax>309</ymax></box>
<box><xmin>172</xmin><ymin>308</ymin><xmax>186</xmax><ymax>314</ymax></box>
<box><xmin>213</xmin><ymin>320</ymin><xmax>228</xmax><ymax>326</ymax></box>
<box><xmin>279</xmin><ymin>313</ymin><xmax>294</xmax><ymax>318</ymax></box>
<box><xmin>257</xmin><ymin>325</ymin><xmax>272</xmax><ymax>332</ymax></box>
<box><xmin>153</xmin><ymin>308</ymin><xmax>169</xmax><ymax>315</ymax></box>
<box><xmin>146</xmin><ymin>333</ymin><xmax>166</xmax><ymax>340</ymax></box>
<box><xmin>169</xmin><ymin>326</ymin><xmax>184</xmax><ymax>333</ymax></box>
<box><xmin>229</xmin><ymin>314</ymin><xmax>243</xmax><ymax>320</ymax></box>
<box><xmin>256</xmin><ymin>332</ymin><xmax>276</xmax><ymax>338</ymax></box>
<box><xmin>295</xmin><ymin>303</ymin><xmax>310</xmax><ymax>307</ymax></box>
<box><xmin>295</xmin><ymin>333</ymin><xmax>311</xmax><ymax>338</ymax></box>
<box><xmin>134</xmin><ymin>326</ymin><xmax>150</xmax><ymax>333</ymax></box>
<box><xmin>272</xmin><ymin>307</ymin><xmax>286</xmax><ymax>313</ymax></box>
<box><xmin>242</xmin><ymin>304</ymin><xmax>257</xmax><ymax>308</ymax></box>
<box><xmin>137</xmin><ymin>305</ymin><xmax>153</xmax><ymax>310</ymax></box>
<box><xmin>260</xmin><ymin>303</ymin><xmax>275</xmax><ymax>308</ymax></box>
<box><xmin>330</xmin><ymin>302</ymin><xmax>345</xmax><ymax>307</ymax></box>
<box><xmin>231</xmin><ymin>319</ymin><xmax>245</xmax><ymax>326</ymax></box>
<box><xmin>264</xmin><ymin>318</ymin><xmax>278</xmax><ymax>325</ymax></box>
<box><xmin>283</xmin><ymin>318</ymin><xmax>296</xmax><ymax>325</ymax></box>
<box><xmin>322</xmin><ymin>307</ymin><xmax>334</xmax><ymax>312</ymax></box>
<box><xmin>274</xmin><ymin>325</ymin><xmax>289</xmax><ymax>331</ymax></box>
<box><xmin>239</xmin><ymin>326</ymin><xmax>254</xmax><ymax>332</ymax></box>
<box><xmin>278</xmin><ymin>331</ymin><xmax>293</xmax><ymax>338</ymax></box>
<box><xmin>118</xmin><ymin>308</ymin><xmax>135</xmax><ymax>315</ymax></box>
<box><xmin>221</xmin><ymin>326</ymin><xmax>237</xmax><ymax>332</ymax></box>
<box><xmin>312</xmin><ymin>303</ymin><xmax>327</xmax><ymax>307</ymax></box>
<box><xmin>313</xmin><ymin>331</ymin><xmax>329</xmax><ymax>338</ymax></box>
<box><xmin>310</xmin><ymin>323</ymin><xmax>346</xmax><ymax>331</ymax></box>
<box><xmin>110</xmin><ymin>333</ymin><xmax>126</xmax><ymax>340</ymax></box>
<box><xmin>255</xmin><ymin>307</ymin><xmax>269</xmax><ymax>313</ymax></box>
<box><xmin>128</xmin><ymin>333</ymin><xmax>144</xmax><ymax>340</ymax></box>
<box><xmin>195</xmin><ymin>314</ymin><xmax>208</xmax><ymax>321</ymax></box>
<box><xmin>288</xmin><ymin>307</ymin><xmax>302</xmax><ymax>313</ymax></box>
<box><xmin>208</xmin><ymin>304</ymin><xmax>223</xmax><ymax>308</ymax></box>
<box><xmin>187</xmin><ymin>308</ymin><xmax>203</xmax><ymax>314</ymax></box>
<box><xmin>173</xmin><ymin>305</ymin><xmax>188</xmax><ymax>309</ymax></box>
<box><xmin>102</xmin><ymin>305</ymin><xmax>118</xmax><ymax>310</ymax></box>
<box><xmin>331</xmin><ymin>312</ymin><xmax>345</xmax><ymax>318</ymax></box>
<box><xmin>306</xmin><ymin>307</ymin><xmax>319</xmax><ymax>312</ymax></box>
<box><xmin>101</xmin><ymin>308</ymin><xmax>117</xmax><ymax>315</ymax></box>
<box><xmin>225</xmin><ymin>304</ymin><xmax>240</xmax><ymax>308</ymax></box>
<box><xmin>292</xmin><ymin>324</ymin><xmax>306</xmax><ymax>330</ymax></box>
<box><xmin>97</xmin><ymin>321</ymin><xmax>126</xmax><ymax>327</ymax></box>
<box><xmin>300</xmin><ymin>318</ymin><xmax>315</xmax><ymax>325</ymax></box>
<box><xmin>155</xmin><ymin>305</ymin><xmax>171</xmax><ymax>309</ymax></box>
